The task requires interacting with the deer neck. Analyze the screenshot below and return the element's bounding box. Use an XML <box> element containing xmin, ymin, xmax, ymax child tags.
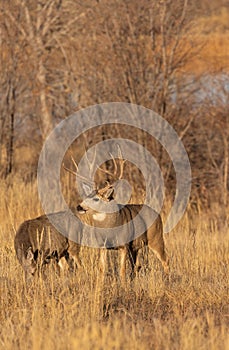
<box><xmin>92</xmin><ymin>212</ymin><xmax>107</xmax><ymax>222</ymax></box>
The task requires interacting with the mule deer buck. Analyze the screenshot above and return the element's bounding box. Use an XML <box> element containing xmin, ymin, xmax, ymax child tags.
<box><xmin>65</xmin><ymin>149</ymin><xmax>169</xmax><ymax>281</ymax></box>
<box><xmin>14</xmin><ymin>210</ymin><xmax>82</xmax><ymax>281</ymax></box>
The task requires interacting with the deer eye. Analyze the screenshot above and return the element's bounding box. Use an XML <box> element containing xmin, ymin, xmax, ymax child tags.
<box><xmin>93</xmin><ymin>197</ymin><xmax>99</xmax><ymax>202</ymax></box>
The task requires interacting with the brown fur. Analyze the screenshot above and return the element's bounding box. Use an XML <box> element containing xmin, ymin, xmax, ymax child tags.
<box><xmin>14</xmin><ymin>212</ymin><xmax>81</xmax><ymax>280</ymax></box>
<box><xmin>77</xmin><ymin>192</ymin><xmax>169</xmax><ymax>280</ymax></box>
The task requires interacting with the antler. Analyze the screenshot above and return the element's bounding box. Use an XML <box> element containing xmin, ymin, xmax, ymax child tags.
<box><xmin>63</xmin><ymin>154</ymin><xmax>94</xmax><ymax>186</ymax></box>
<box><xmin>97</xmin><ymin>181</ymin><xmax>113</xmax><ymax>196</ymax></box>
<box><xmin>63</xmin><ymin>145</ymin><xmax>126</xmax><ymax>197</ymax></box>
<box><xmin>117</xmin><ymin>144</ymin><xmax>126</xmax><ymax>179</ymax></box>
<box><xmin>98</xmin><ymin>144</ymin><xmax>126</xmax><ymax>181</ymax></box>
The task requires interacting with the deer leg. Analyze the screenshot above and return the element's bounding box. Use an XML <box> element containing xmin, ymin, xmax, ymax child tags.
<box><xmin>58</xmin><ymin>257</ymin><xmax>68</xmax><ymax>270</ymax></box>
<box><xmin>65</xmin><ymin>253</ymin><xmax>82</xmax><ymax>271</ymax></box>
<box><xmin>128</xmin><ymin>248</ymin><xmax>142</xmax><ymax>279</ymax></box>
<box><xmin>135</xmin><ymin>250</ymin><xmax>142</xmax><ymax>273</ymax></box>
<box><xmin>120</xmin><ymin>247</ymin><xmax>129</xmax><ymax>282</ymax></box>
<box><xmin>70</xmin><ymin>254</ymin><xmax>82</xmax><ymax>270</ymax></box>
<box><xmin>67</xmin><ymin>243</ymin><xmax>82</xmax><ymax>270</ymax></box>
<box><xmin>22</xmin><ymin>247</ymin><xmax>37</xmax><ymax>281</ymax></box>
<box><xmin>128</xmin><ymin>248</ymin><xmax>137</xmax><ymax>279</ymax></box>
<box><xmin>99</xmin><ymin>248</ymin><xmax>107</xmax><ymax>276</ymax></box>
<box><xmin>148</xmin><ymin>239</ymin><xmax>169</xmax><ymax>274</ymax></box>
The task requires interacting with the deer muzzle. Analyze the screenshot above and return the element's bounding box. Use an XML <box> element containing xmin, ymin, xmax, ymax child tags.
<box><xmin>77</xmin><ymin>204</ymin><xmax>87</xmax><ymax>214</ymax></box>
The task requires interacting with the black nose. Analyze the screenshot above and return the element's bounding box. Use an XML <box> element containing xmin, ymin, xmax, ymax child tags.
<box><xmin>77</xmin><ymin>204</ymin><xmax>84</xmax><ymax>212</ymax></box>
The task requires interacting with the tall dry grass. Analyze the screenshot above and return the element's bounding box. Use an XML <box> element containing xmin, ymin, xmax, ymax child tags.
<box><xmin>0</xmin><ymin>178</ymin><xmax>228</xmax><ymax>350</ymax></box>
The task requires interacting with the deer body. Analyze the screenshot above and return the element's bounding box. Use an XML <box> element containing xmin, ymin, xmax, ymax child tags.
<box><xmin>14</xmin><ymin>211</ymin><xmax>81</xmax><ymax>280</ymax></box>
<box><xmin>77</xmin><ymin>190</ymin><xmax>169</xmax><ymax>280</ymax></box>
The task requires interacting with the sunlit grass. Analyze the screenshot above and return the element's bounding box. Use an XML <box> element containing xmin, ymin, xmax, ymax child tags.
<box><xmin>0</xmin><ymin>179</ymin><xmax>228</xmax><ymax>350</ymax></box>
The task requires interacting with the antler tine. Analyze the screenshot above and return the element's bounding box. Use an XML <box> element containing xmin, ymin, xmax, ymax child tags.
<box><xmin>70</xmin><ymin>154</ymin><xmax>79</xmax><ymax>172</ymax></box>
<box><xmin>96</xmin><ymin>152</ymin><xmax>118</xmax><ymax>179</ymax></box>
<box><xmin>84</xmin><ymin>145</ymin><xmax>98</xmax><ymax>173</ymax></box>
<box><xmin>97</xmin><ymin>166</ymin><xmax>114</xmax><ymax>178</ymax></box>
<box><xmin>117</xmin><ymin>144</ymin><xmax>126</xmax><ymax>179</ymax></box>
<box><xmin>70</xmin><ymin>154</ymin><xmax>95</xmax><ymax>184</ymax></box>
<box><xmin>119</xmin><ymin>158</ymin><xmax>126</xmax><ymax>179</ymax></box>
<box><xmin>63</xmin><ymin>163</ymin><xmax>77</xmax><ymax>177</ymax></box>
<box><xmin>63</xmin><ymin>154</ymin><xmax>94</xmax><ymax>185</ymax></box>
<box><xmin>97</xmin><ymin>182</ymin><xmax>113</xmax><ymax>196</ymax></box>
<box><xmin>82</xmin><ymin>145</ymin><xmax>101</xmax><ymax>189</ymax></box>
<box><xmin>63</xmin><ymin>151</ymin><xmax>78</xmax><ymax>176</ymax></box>
<box><xmin>98</xmin><ymin>148</ymin><xmax>125</xmax><ymax>181</ymax></box>
<box><xmin>109</xmin><ymin>152</ymin><xmax>118</xmax><ymax>177</ymax></box>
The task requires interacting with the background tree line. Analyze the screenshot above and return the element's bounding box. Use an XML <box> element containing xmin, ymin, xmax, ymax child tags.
<box><xmin>0</xmin><ymin>0</ymin><xmax>228</xmax><ymax>211</ymax></box>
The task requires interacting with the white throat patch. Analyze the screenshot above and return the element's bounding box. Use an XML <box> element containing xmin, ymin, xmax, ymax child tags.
<box><xmin>92</xmin><ymin>212</ymin><xmax>107</xmax><ymax>222</ymax></box>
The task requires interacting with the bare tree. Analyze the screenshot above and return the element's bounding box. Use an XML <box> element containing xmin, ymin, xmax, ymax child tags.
<box><xmin>1</xmin><ymin>0</ymin><xmax>86</xmax><ymax>139</ymax></box>
<box><xmin>0</xmin><ymin>12</ymin><xmax>27</xmax><ymax>176</ymax></box>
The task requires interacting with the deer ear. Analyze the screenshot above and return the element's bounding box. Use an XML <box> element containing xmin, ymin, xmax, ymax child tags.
<box><xmin>82</xmin><ymin>182</ymin><xmax>93</xmax><ymax>196</ymax></box>
<box><xmin>105</xmin><ymin>188</ymin><xmax>114</xmax><ymax>201</ymax></box>
<box><xmin>26</xmin><ymin>247</ymin><xmax>34</xmax><ymax>261</ymax></box>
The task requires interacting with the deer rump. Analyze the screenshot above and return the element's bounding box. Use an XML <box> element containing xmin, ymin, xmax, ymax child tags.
<box><xmin>15</xmin><ymin>215</ymin><xmax>68</xmax><ymax>265</ymax></box>
<box><xmin>14</xmin><ymin>210</ymin><xmax>82</xmax><ymax>279</ymax></box>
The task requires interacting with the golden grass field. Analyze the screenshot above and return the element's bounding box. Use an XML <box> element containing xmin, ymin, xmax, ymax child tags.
<box><xmin>183</xmin><ymin>7</ymin><xmax>229</xmax><ymax>74</ymax></box>
<box><xmin>0</xmin><ymin>178</ymin><xmax>228</xmax><ymax>350</ymax></box>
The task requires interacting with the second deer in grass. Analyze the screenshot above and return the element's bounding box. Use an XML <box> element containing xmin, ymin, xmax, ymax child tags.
<box><xmin>14</xmin><ymin>211</ymin><xmax>81</xmax><ymax>281</ymax></box>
